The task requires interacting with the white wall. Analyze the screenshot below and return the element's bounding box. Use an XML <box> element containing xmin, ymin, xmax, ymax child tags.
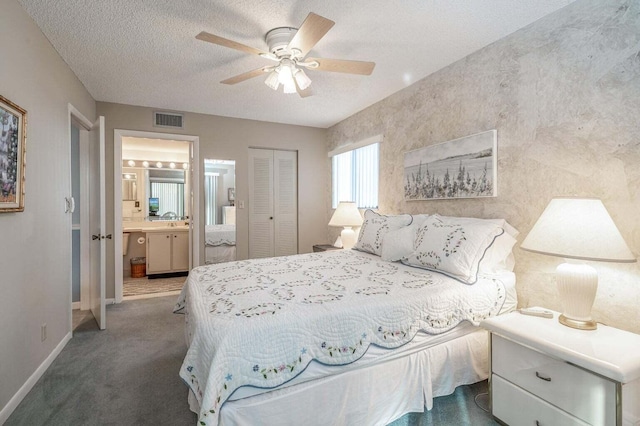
<box><xmin>0</xmin><ymin>0</ymin><xmax>96</xmax><ymax>418</ymax></box>
<box><xmin>97</xmin><ymin>102</ymin><xmax>329</xmax><ymax>299</ymax></box>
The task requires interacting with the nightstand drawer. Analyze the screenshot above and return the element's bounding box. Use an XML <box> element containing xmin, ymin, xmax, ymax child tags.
<box><xmin>492</xmin><ymin>335</ymin><xmax>616</xmax><ymax>425</ymax></box>
<box><xmin>492</xmin><ymin>374</ymin><xmax>588</xmax><ymax>426</ymax></box>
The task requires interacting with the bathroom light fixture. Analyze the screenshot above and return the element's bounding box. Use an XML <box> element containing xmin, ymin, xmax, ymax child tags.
<box><xmin>521</xmin><ymin>197</ymin><xmax>636</xmax><ymax>330</ymax></box>
<box><xmin>169</xmin><ymin>162</ymin><xmax>176</xmax><ymax>169</ymax></box>
<box><xmin>142</xmin><ymin>161</ymin><xmax>149</xmax><ymax>168</ymax></box>
<box><xmin>127</xmin><ymin>160</ymin><xmax>136</xmax><ymax>167</ymax></box>
<box><xmin>182</xmin><ymin>163</ymin><xmax>189</xmax><ymax>170</ymax></box>
<box><xmin>156</xmin><ymin>162</ymin><xmax>163</xmax><ymax>168</ymax></box>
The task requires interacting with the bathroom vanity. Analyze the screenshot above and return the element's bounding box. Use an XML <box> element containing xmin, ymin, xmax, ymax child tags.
<box><xmin>144</xmin><ymin>227</ymin><xmax>189</xmax><ymax>275</ymax></box>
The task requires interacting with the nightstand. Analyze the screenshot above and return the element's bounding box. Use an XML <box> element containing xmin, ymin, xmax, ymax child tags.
<box><xmin>312</xmin><ymin>244</ymin><xmax>342</xmax><ymax>252</ymax></box>
<box><xmin>481</xmin><ymin>310</ymin><xmax>640</xmax><ymax>426</ymax></box>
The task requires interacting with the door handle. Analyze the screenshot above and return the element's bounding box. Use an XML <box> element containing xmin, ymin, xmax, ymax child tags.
<box><xmin>102</xmin><ymin>234</ymin><xmax>112</xmax><ymax>240</ymax></box>
<box><xmin>92</xmin><ymin>234</ymin><xmax>101</xmax><ymax>240</ymax></box>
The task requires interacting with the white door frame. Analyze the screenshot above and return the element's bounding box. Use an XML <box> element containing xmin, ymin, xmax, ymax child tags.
<box><xmin>114</xmin><ymin>129</ymin><xmax>200</xmax><ymax>303</ymax></box>
<box><xmin>68</xmin><ymin>104</ymin><xmax>93</xmax><ymax>315</ymax></box>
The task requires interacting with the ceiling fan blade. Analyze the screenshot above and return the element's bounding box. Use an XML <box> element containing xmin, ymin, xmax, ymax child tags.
<box><xmin>197</xmin><ymin>31</ymin><xmax>268</xmax><ymax>57</ymax></box>
<box><xmin>287</xmin><ymin>13</ymin><xmax>335</xmax><ymax>57</ymax></box>
<box><xmin>221</xmin><ymin>67</ymin><xmax>269</xmax><ymax>85</ymax></box>
<box><xmin>305</xmin><ymin>57</ymin><xmax>375</xmax><ymax>75</ymax></box>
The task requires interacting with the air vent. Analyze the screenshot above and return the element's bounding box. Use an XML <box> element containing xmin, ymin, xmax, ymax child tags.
<box><xmin>154</xmin><ymin>111</ymin><xmax>184</xmax><ymax>129</ymax></box>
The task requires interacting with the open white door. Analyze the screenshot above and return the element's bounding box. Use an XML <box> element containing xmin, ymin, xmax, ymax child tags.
<box><xmin>89</xmin><ymin>116</ymin><xmax>106</xmax><ymax>330</ymax></box>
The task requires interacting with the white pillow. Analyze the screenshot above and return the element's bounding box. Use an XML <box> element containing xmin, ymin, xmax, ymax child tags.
<box><xmin>354</xmin><ymin>210</ymin><xmax>413</xmax><ymax>256</ymax></box>
<box><xmin>401</xmin><ymin>215</ymin><xmax>504</xmax><ymax>284</ymax></box>
<box><xmin>436</xmin><ymin>215</ymin><xmax>518</xmax><ymax>273</ymax></box>
<box><xmin>380</xmin><ymin>214</ymin><xmax>430</xmax><ymax>262</ymax></box>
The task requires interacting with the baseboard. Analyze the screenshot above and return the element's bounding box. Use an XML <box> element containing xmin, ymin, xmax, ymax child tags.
<box><xmin>72</xmin><ymin>301</ymin><xmax>81</xmax><ymax>310</ymax></box>
<box><xmin>0</xmin><ymin>332</ymin><xmax>72</xmax><ymax>424</ymax></box>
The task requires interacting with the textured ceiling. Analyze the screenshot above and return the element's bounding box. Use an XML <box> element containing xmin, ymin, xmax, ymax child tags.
<box><xmin>19</xmin><ymin>0</ymin><xmax>574</xmax><ymax>128</ymax></box>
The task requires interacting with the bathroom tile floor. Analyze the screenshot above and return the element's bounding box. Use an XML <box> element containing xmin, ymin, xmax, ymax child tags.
<box><xmin>123</xmin><ymin>275</ymin><xmax>186</xmax><ymax>298</ymax></box>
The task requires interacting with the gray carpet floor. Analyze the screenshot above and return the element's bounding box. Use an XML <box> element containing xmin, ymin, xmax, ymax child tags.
<box><xmin>6</xmin><ymin>296</ymin><xmax>497</xmax><ymax>425</ymax></box>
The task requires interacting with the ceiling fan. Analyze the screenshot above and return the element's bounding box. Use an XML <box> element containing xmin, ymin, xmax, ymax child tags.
<box><xmin>196</xmin><ymin>12</ymin><xmax>375</xmax><ymax>97</ymax></box>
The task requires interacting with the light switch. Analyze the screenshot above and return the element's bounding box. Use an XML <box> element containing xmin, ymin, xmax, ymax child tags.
<box><xmin>238</xmin><ymin>200</ymin><xmax>245</xmax><ymax>209</ymax></box>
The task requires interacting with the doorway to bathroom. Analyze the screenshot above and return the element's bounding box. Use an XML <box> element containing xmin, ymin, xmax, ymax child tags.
<box><xmin>114</xmin><ymin>130</ymin><xmax>200</xmax><ymax>301</ymax></box>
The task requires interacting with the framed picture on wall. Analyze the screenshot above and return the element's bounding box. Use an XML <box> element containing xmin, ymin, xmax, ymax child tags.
<box><xmin>404</xmin><ymin>130</ymin><xmax>497</xmax><ymax>201</ymax></box>
<box><xmin>228</xmin><ymin>187</ymin><xmax>235</xmax><ymax>202</ymax></box>
<box><xmin>0</xmin><ymin>95</ymin><xmax>27</xmax><ymax>212</ymax></box>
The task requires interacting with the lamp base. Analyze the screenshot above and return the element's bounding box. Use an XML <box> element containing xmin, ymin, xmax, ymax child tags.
<box><xmin>341</xmin><ymin>227</ymin><xmax>357</xmax><ymax>250</ymax></box>
<box><xmin>556</xmin><ymin>262</ymin><xmax>598</xmax><ymax>331</ymax></box>
<box><xmin>558</xmin><ymin>314</ymin><xmax>597</xmax><ymax>330</ymax></box>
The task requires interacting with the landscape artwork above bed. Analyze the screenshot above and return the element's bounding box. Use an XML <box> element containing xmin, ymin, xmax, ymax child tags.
<box><xmin>404</xmin><ymin>130</ymin><xmax>497</xmax><ymax>200</ymax></box>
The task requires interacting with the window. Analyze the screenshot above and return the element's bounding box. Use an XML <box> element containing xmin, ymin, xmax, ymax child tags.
<box><xmin>331</xmin><ymin>141</ymin><xmax>379</xmax><ymax>209</ymax></box>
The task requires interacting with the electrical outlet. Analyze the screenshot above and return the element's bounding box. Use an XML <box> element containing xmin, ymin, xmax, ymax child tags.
<box><xmin>41</xmin><ymin>323</ymin><xmax>47</xmax><ymax>342</ymax></box>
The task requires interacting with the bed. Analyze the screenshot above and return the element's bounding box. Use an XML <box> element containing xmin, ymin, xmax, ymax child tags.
<box><xmin>176</xmin><ymin>211</ymin><xmax>518</xmax><ymax>425</ymax></box>
<box><xmin>205</xmin><ymin>206</ymin><xmax>237</xmax><ymax>264</ymax></box>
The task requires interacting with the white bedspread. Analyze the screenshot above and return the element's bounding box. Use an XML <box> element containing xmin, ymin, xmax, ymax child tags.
<box><xmin>174</xmin><ymin>250</ymin><xmax>507</xmax><ymax>426</ymax></box>
<box><xmin>204</xmin><ymin>224</ymin><xmax>236</xmax><ymax>246</ymax></box>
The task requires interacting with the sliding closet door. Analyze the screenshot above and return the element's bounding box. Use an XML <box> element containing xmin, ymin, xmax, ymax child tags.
<box><xmin>248</xmin><ymin>148</ymin><xmax>298</xmax><ymax>259</ymax></box>
<box><xmin>273</xmin><ymin>150</ymin><xmax>297</xmax><ymax>256</ymax></box>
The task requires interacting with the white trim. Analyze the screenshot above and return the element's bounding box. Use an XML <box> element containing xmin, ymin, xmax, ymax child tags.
<box><xmin>328</xmin><ymin>134</ymin><xmax>383</xmax><ymax>158</ymax></box>
<box><xmin>68</xmin><ymin>104</ymin><xmax>93</xmax><ymax>130</ymax></box>
<box><xmin>0</xmin><ymin>332</ymin><xmax>72</xmax><ymax>424</ymax></box>
<box><xmin>68</xmin><ymin>104</ymin><xmax>94</xmax><ymax>318</ymax></box>
<box><xmin>113</xmin><ymin>129</ymin><xmax>200</xmax><ymax>304</ymax></box>
<box><xmin>72</xmin><ymin>301</ymin><xmax>81</xmax><ymax>310</ymax></box>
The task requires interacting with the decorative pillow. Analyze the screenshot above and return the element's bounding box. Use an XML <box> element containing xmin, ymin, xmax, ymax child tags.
<box><xmin>381</xmin><ymin>214</ymin><xmax>430</xmax><ymax>262</ymax></box>
<box><xmin>436</xmin><ymin>216</ymin><xmax>518</xmax><ymax>273</ymax></box>
<box><xmin>401</xmin><ymin>215</ymin><xmax>504</xmax><ymax>284</ymax></box>
<box><xmin>354</xmin><ymin>210</ymin><xmax>413</xmax><ymax>256</ymax></box>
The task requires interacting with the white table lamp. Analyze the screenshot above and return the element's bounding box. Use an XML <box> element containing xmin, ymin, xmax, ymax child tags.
<box><xmin>329</xmin><ymin>201</ymin><xmax>363</xmax><ymax>249</ymax></box>
<box><xmin>521</xmin><ymin>197</ymin><xmax>636</xmax><ymax>330</ymax></box>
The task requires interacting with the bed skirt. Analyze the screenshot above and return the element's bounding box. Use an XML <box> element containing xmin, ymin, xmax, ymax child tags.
<box><xmin>187</xmin><ymin>327</ymin><xmax>489</xmax><ymax>425</ymax></box>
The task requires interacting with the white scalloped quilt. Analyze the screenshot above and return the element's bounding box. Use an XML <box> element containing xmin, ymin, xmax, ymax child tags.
<box><xmin>174</xmin><ymin>250</ymin><xmax>506</xmax><ymax>426</ymax></box>
<box><xmin>204</xmin><ymin>224</ymin><xmax>236</xmax><ymax>246</ymax></box>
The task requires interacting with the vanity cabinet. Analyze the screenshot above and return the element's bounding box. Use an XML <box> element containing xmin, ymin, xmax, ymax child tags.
<box><xmin>146</xmin><ymin>230</ymin><xmax>189</xmax><ymax>274</ymax></box>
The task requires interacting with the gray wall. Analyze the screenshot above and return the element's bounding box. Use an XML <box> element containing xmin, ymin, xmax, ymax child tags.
<box><xmin>328</xmin><ymin>0</ymin><xmax>640</xmax><ymax>333</ymax></box>
<box><xmin>97</xmin><ymin>102</ymin><xmax>329</xmax><ymax>299</ymax></box>
<box><xmin>0</xmin><ymin>0</ymin><xmax>96</xmax><ymax>416</ymax></box>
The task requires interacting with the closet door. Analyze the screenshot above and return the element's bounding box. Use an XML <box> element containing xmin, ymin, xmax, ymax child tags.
<box><xmin>274</xmin><ymin>150</ymin><xmax>297</xmax><ymax>256</ymax></box>
<box><xmin>249</xmin><ymin>149</ymin><xmax>275</xmax><ymax>258</ymax></box>
<box><xmin>248</xmin><ymin>148</ymin><xmax>298</xmax><ymax>259</ymax></box>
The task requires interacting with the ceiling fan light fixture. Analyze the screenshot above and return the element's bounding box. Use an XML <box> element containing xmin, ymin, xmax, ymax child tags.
<box><xmin>283</xmin><ymin>78</ymin><xmax>297</xmax><ymax>94</ymax></box>
<box><xmin>278</xmin><ymin>60</ymin><xmax>294</xmax><ymax>85</ymax></box>
<box><xmin>294</xmin><ymin>68</ymin><xmax>312</xmax><ymax>90</ymax></box>
<box><xmin>264</xmin><ymin>70</ymin><xmax>280</xmax><ymax>90</ymax></box>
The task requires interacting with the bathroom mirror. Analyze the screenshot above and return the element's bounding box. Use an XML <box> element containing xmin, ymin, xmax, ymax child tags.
<box><xmin>122</xmin><ymin>173</ymin><xmax>137</xmax><ymax>201</ymax></box>
<box><xmin>204</xmin><ymin>159</ymin><xmax>236</xmax><ymax>264</ymax></box>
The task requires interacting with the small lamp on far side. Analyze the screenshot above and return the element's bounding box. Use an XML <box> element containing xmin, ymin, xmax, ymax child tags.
<box><xmin>329</xmin><ymin>201</ymin><xmax>363</xmax><ymax>250</ymax></box>
<box><xmin>521</xmin><ymin>197</ymin><xmax>636</xmax><ymax>330</ymax></box>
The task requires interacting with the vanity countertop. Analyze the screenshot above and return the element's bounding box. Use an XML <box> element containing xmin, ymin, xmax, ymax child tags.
<box><xmin>140</xmin><ymin>225</ymin><xmax>189</xmax><ymax>233</ymax></box>
<box><xmin>123</xmin><ymin>221</ymin><xmax>189</xmax><ymax>233</ymax></box>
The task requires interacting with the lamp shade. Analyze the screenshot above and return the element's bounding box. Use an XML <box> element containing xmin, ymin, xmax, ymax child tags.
<box><xmin>329</xmin><ymin>201</ymin><xmax>363</xmax><ymax>228</ymax></box>
<box><xmin>521</xmin><ymin>198</ymin><xmax>635</xmax><ymax>263</ymax></box>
